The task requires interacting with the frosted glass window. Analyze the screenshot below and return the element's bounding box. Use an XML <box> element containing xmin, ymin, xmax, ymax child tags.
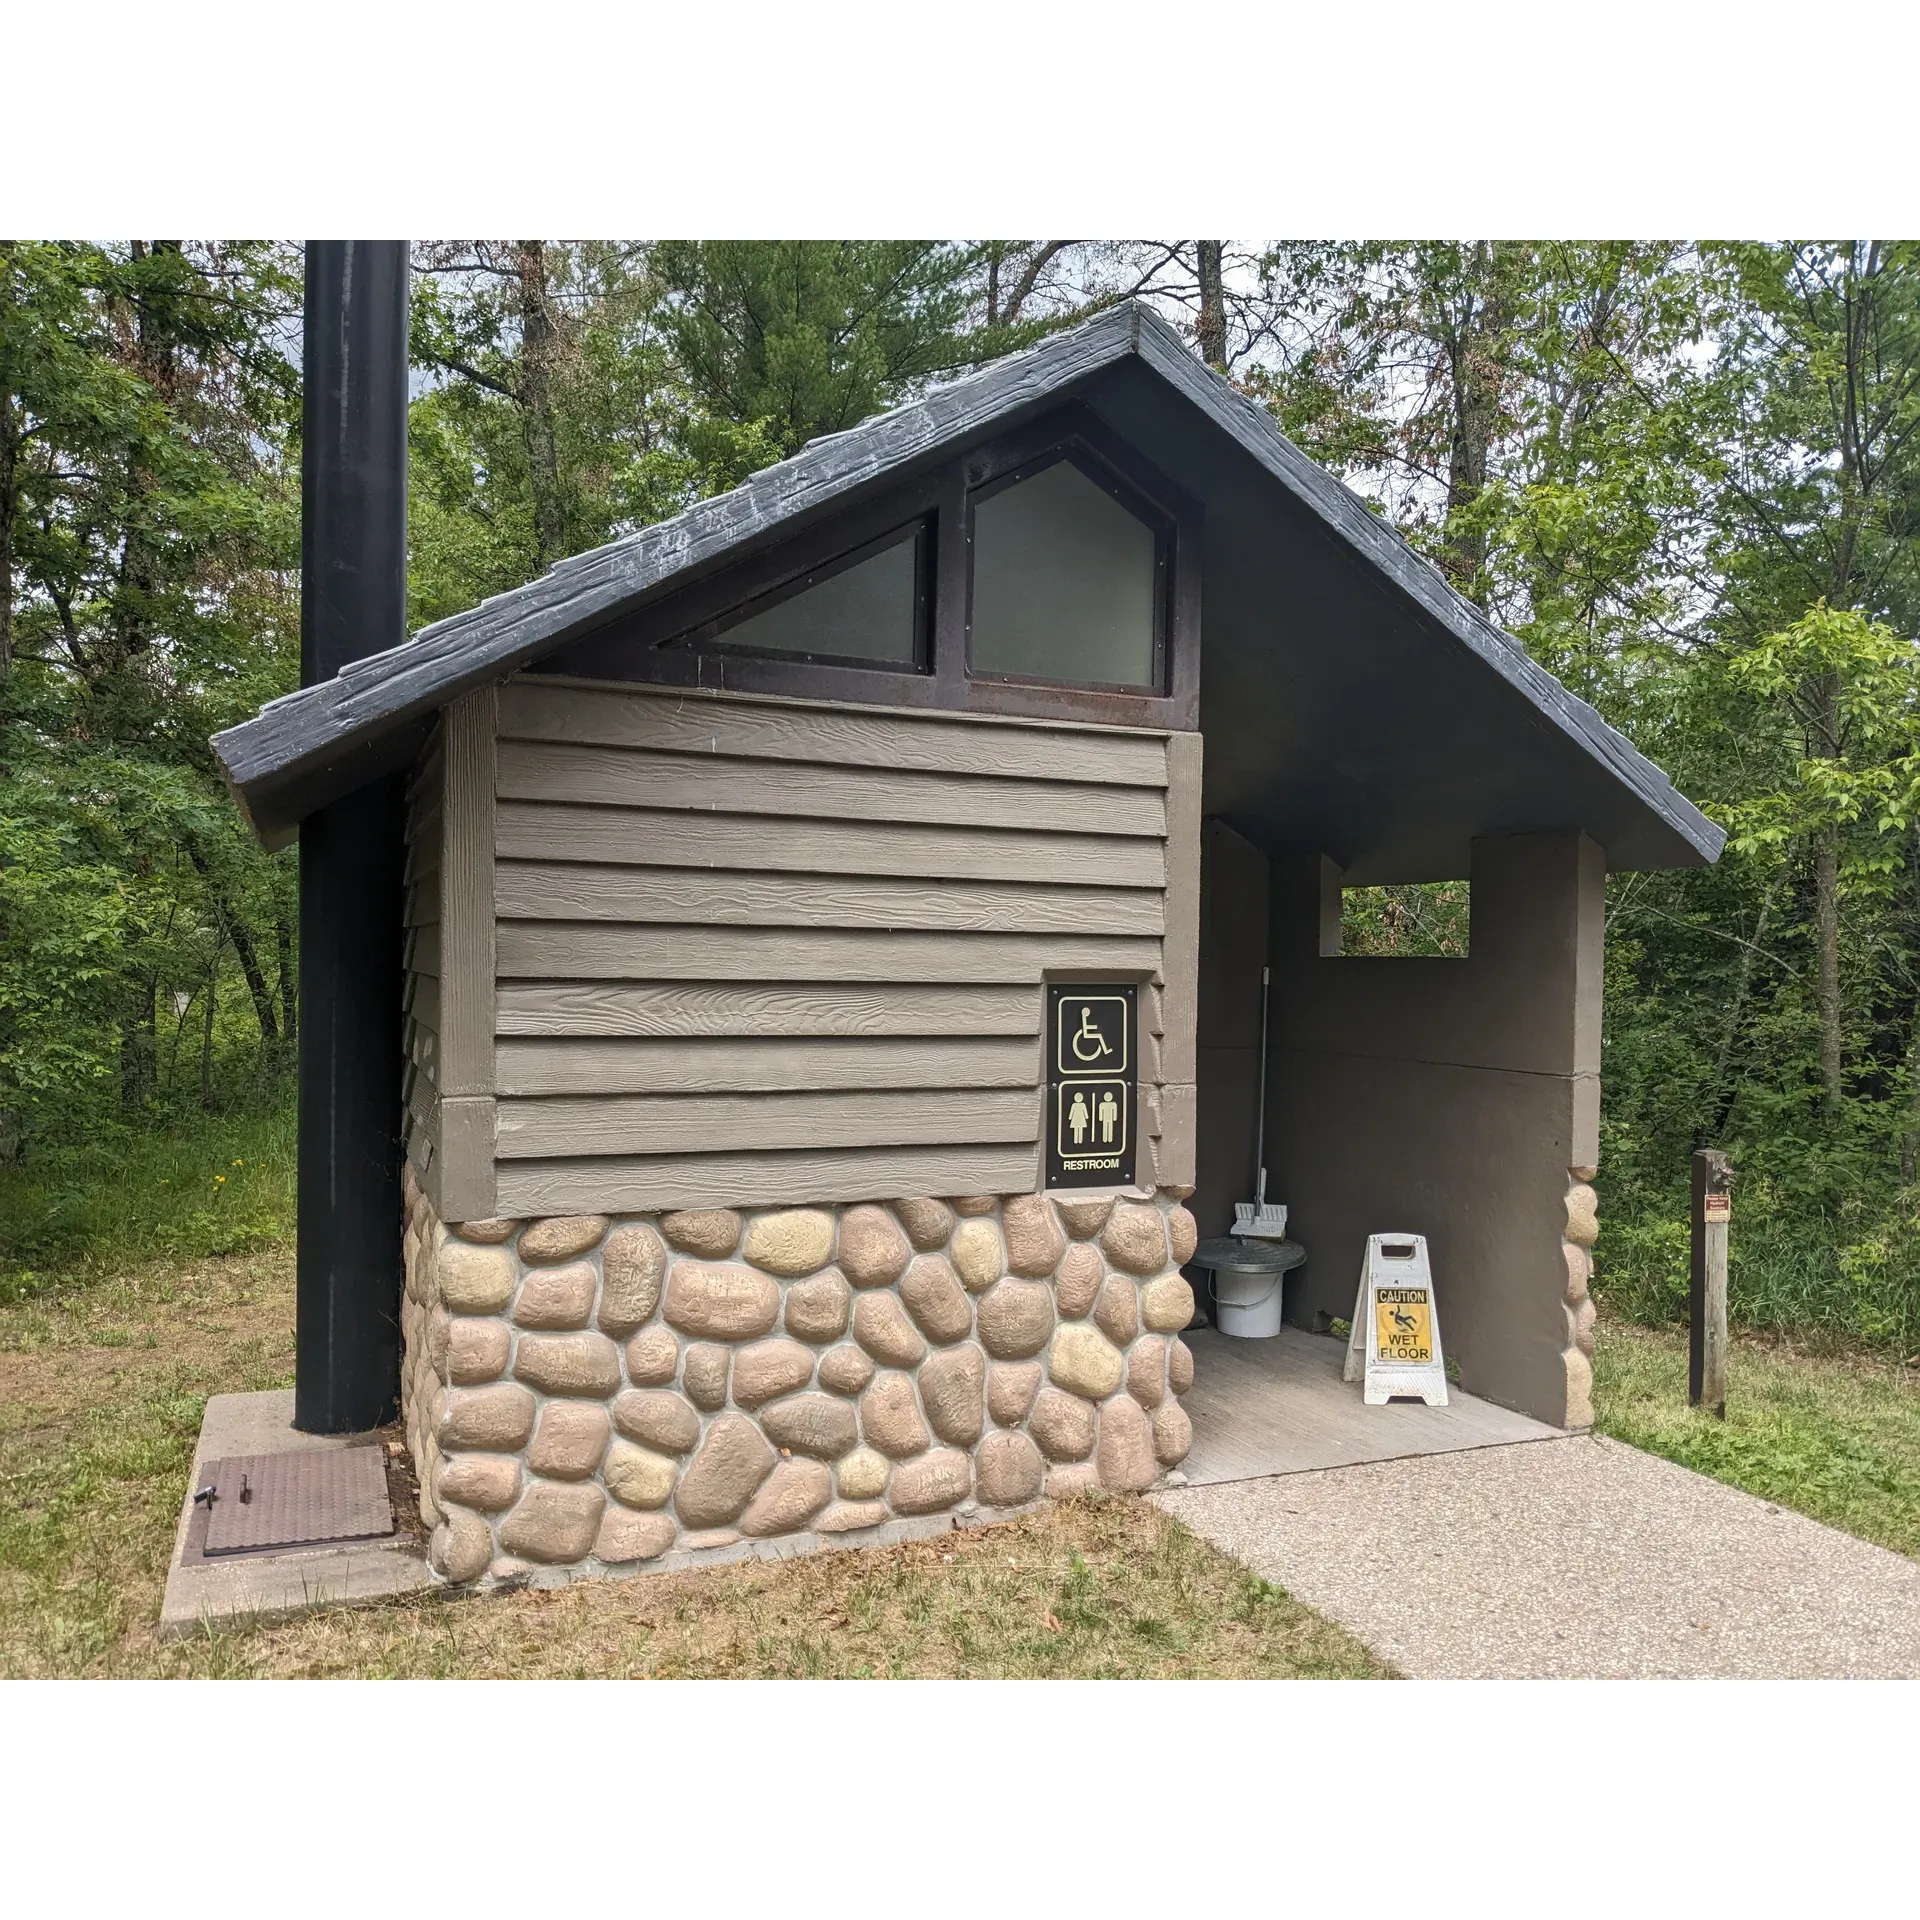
<box><xmin>970</xmin><ymin>458</ymin><xmax>1161</xmax><ymax>687</ymax></box>
<box><xmin>715</xmin><ymin>530</ymin><xmax>922</xmax><ymax>664</ymax></box>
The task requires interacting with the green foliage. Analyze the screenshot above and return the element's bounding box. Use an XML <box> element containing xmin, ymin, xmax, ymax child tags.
<box><xmin>1339</xmin><ymin>882</ymin><xmax>1471</xmax><ymax>957</ymax></box>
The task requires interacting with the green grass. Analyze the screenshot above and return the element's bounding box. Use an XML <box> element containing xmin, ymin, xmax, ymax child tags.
<box><xmin>1592</xmin><ymin>1313</ymin><xmax>1920</xmax><ymax>1559</ymax></box>
<box><xmin>0</xmin><ymin>1098</ymin><xmax>295</xmax><ymax>1305</ymax></box>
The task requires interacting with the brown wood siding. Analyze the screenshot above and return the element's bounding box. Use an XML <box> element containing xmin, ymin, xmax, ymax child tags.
<box><xmin>490</xmin><ymin>679</ymin><xmax>1191</xmax><ymax>1212</ymax></box>
<box><xmin>402</xmin><ymin>727</ymin><xmax>445</xmax><ymax>1195</ymax></box>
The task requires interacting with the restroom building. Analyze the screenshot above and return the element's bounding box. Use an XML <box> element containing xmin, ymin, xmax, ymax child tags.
<box><xmin>214</xmin><ymin>300</ymin><xmax>1721</xmax><ymax>1583</ymax></box>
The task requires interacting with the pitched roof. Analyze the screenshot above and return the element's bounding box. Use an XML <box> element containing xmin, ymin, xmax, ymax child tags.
<box><xmin>212</xmin><ymin>300</ymin><xmax>1723</xmax><ymax>867</ymax></box>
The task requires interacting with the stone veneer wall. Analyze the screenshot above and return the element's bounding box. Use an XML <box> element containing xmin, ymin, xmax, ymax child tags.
<box><xmin>400</xmin><ymin>1166</ymin><xmax>1199</xmax><ymax>1585</ymax></box>
<box><xmin>1561</xmin><ymin>1170</ymin><xmax>1599</xmax><ymax>1429</ymax></box>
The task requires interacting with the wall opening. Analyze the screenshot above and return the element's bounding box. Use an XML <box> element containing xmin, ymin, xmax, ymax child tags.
<box><xmin>1336</xmin><ymin>881</ymin><xmax>1470</xmax><ymax>957</ymax></box>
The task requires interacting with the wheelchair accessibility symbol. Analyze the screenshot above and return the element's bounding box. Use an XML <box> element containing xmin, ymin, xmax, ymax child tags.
<box><xmin>1054</xmin><ymin>993</ymin><xmax>1128</xmax><ymax>1080</ymax></box>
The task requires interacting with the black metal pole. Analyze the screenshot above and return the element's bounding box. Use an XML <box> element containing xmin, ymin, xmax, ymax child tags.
<box><xmin>295</xmin><ymin>240</ymin><xmax>410</xmax><ymax>1434</ymax></box>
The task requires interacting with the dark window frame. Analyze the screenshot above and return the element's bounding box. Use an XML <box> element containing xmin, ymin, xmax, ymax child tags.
<box><xmin>963</xmin><ymin>442</ymin><xmax>1173</xmax><ymax>696</ymax></box>
<box><xmin>535</xmin><ymin>402</ymin><xmax>1202</xmax><ymax>732</ymax></box>
<box><xmin>673</xmin><ymin>513</ymin><xmax>933</xmax><ymax>675</ymax></box>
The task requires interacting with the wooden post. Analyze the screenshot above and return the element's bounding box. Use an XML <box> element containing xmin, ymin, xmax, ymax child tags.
<box><xmin>1690</xmin><ymin>1149</ymin><xmax>1731</xmax><ymax>1418</ymax></box>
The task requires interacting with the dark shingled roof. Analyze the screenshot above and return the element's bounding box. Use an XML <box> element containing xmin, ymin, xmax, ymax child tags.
<box><xmin>212</xmin><ymin>300</ymin><xmax>1723</xmax><ymax>867</ymax></box>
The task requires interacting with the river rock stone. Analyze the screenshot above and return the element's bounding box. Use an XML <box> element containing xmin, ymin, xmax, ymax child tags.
<box><xmin>1169</xmin><ymin>1337</ymin><xmax>1194</xmax><ymax>1395</ymax></box>
<box><xmin>975</xmin><ymin>1430</ymin><xmax>1044</xmax><ymax>1507</ymax></box>
<box><xmin>949</xmin><ymin>1195</ymin><xmax>998</xmax><ymax>1216</ymax></box>
<box><xmin>818</xmin><ymin>1343</ymin><xmax>876</xmax><ymax>1397</ymax></box>
<box><xmin>919</xmin><ymin>1343</ymin><xmax>986</xmax><ymax>1446</ymax></box>
<box><xmin>900</xmin><ymin>1255</ymin><xmax>972</xmax><ymax>1345</ymax></box>
<box><xmin>1002</xmin><ymin>1194</ymin><xmax>1066</xmax><ymax>1277</ymax></box>
<box><xmin>744</xmin><ymin>1208</ymin><xmax>835</xmax><ymax>1277</ymax></box>
<box><xmin>661</xmin><ymin>1209</ymin><xmax>741</xmax><ymax>1257</ymax></box>
<box><xmin>624</xmin><ymin>1323</ymin><xmax>679</xmax><ymax>1386</ymax></box>
<box><xmin>450</xmin><ymin>1217</ymin><xmax>515</xmax><ymax>1245</ymax></box>
<box><xmin>817</xmin><ymin>1501</ymin><xmax>889</xmax><ymax>1533</ymax></box>
<box><xmin>1093</xmin><ymin>1276</ymin><xmax>1139</xmax><ymax>1347</ymax></box>
<box><xmin>1140</xmin><ymin>1273</ymin><xmax>1196</xmax><ymax>1332</ymax></box>
<box><xmin>1571</xmin><ymin>1294</ymin><xmax>1597</xmax><ymax>1356</ymax></box>
<box><xmin>893</xmin><ymin>1197</ymin><xmax>956</xmax><ymax>1250</ymax></box>
<box><xmin>1167</xmin><ymin>1205</ymin><xmax>1198</xmax><ymax>1265</ymax></box>
<box><xmin>949</xmin><ymin>1218</ymin><xmax>1004</xmax><ymax>1292</ymax></box>
<box><xmin>439</xmin><ymin>1383</ymin><xmax>536</xmax><ymax>1452</ymax></box>
<box><xmin>603</xmin><ymin>1439</ymin><xmax>678</xmax><ymax>1510</ymax></box>
<box><xmin>761</xmin><ymin>1392</ymin><xmax>859</xmax><ymax>1460</ymax></box>
<box><xmin>674</xmin><ymin>1413</ymin><xmax>777</xmax><ymax>1529</ymax></box>
<box><xmin>838</xmin><ymin>1205</ymin><xmax>910</xmax><ymax>1287</ymax></box>
<box><xmin>1127</xmin><ymin>1335</ymin><xmax>1168</xmax><ymax>1409</ymax></box>
<box><xmin>513</xmin><ymin>1259</ymin><xmax>597</xmax><ymax>1330</ymax></box>
<box><xmin>1051</xmin><ymin>1196</ymin><xmax>1114</xmax><ymax>1239</ymax></box>
<box><xmin>836</xmin><ymin>1447</ymin><xmax>891</xmax><ymax>1500</ymax></box>
<box><xmin>988</xmin><ymin>1362</ymin><xmax>1043</xmax><ymax>1426</ymax></box>
<box><xmin>664</xmin><ymin>1262</ymin><xmax>780</xmax><ymax>1341</ymax></box>
<box><xmin>600</xmin><ymin>1223</ymin><xmax>667</xmax><ymax>1333</ymax></box>
<box><xmin>740</xmin><ymin>1458</ymin><xmax>833</xmax><ymax>1537</ymax></box>
<box><xmin>434</xmin><ymin>1453</ymin><xmax>521</xmax><ymax>1512</ymax></box>
<box><xmin>1045</xmin><ymin>1462</ymin><xmax>1100</xmax><ymax>1499</ymax></box>
<box><xmin>1565</xmin><ymin>1183</ymin><xmax>1600</xmax><ymax>1249</ymax></box>
<box><xmin>853</xmin><ymin>1291</ymin><xmax>928</xmax><ymax>1368</ymax></box>
<box><xmin>437</xmin><ymin>1241</ymin><xmax>515</xmax><ymax>1314</ymax></box>
<box><xmin>1054</xmin><ymin>1244</ymin><xmax>1103</xmax><ymax>1319</ymax></box>
<box><xmin>596</xmin><ymin>1507</ymin><xmax>675</xmax><ymax>1564</ymax></box>
<box><xmin>611</xmin><ymin>1388</ymin><xmax>701</xmax><ymax>1454</ymax></box>
<box><xmin>891</xmin><ymin>1449</ymin><xmax>971</xmax><ymax>1515</ymax></box>
<box><xmin>731</xmin><ymin>1338</ymin><xmax>816</xmax><ymax>1409</ymax></box>
<box><xmin>977</xmin><ymin>1279</ymin><xmax>1055</xmax><ymax>1358</ymax></box>
<box><xmin>518</xmin><ymin>1214</ymin><xmax>608</xmax><ymax>1264</ymax></box>
<box><xmin>682</xmin><ymin>1343</ymin><xmax>730</xmax><ymax>1410</ymax></box>
<box><xmin>785</xmin><ymin>1267</ymin><xmax>852</xmax><ymax>1343</ymax></box>
<box><xmin>1029</xmin><ymin>1388</ymin><xmax>1096</xmax><ymax>1461</ymax></box>
<box><xmin>1564</xmin><ymin>1240</ymin><xmax>1593</xmax><ymax>1305</ymax></box>
<box><xmin>432</xmin><ymin>1509</ymin><xmax>494</xmax><ymax>1582</ymax></box>
<box><xmin>679</xmin><ymin>1529</ymin><xmax>741</xmax><ymax>1552</ymax></box>
<box><xmin>515</xmin><ymin>1330</ymin><xmax>622</xmax><ymax>1398</ymax></box>
<box><xmin>499</xmin><ymin>1480</ymin><xmax>605</xmax><ymax>1564</ymax></box>
<box><xmin>1048</xmin><ymin>1323</ymin><xmax>1125</xmax><ymax>1401</ymax></box>
<box><xmin>1102</xmin><ymin>1202</ymin><xmax>1169</xmax><ymax>1275</ymax></box>
<box><xmin>860</xmin><ymin>1372</ymin><xmax>930</xmax><ymax>1458</ymax></box>
<box><xmin>1097</xmin><ymin>1395</ymin><xmax>1158</xmax><ymax>1491</ymax></box>
<box><xmin>1152</xmin><ymin>1399</ymin><xmax>1194</xmax><ymax>1467</ymax></box>
<box><xmin>528</xmin><ymin>1400</ymin><xmax>611</xmax><ymax>1480</ymax></box>
<box><xmin>1565</xmin><ymin>1348</ymin><xmax>1595</xmax><ymax>1427</ymax></box>
<box><xmin>447</xmin><ymin>1317</ymin><xmax>511</xmax><ymax>1385</ymax></box>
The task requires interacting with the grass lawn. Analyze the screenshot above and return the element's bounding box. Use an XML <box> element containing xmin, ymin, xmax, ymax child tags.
<box><xmin>1591</xmin><ymin>1312</ymin><xmax>1920</xmax><ymax>1560</ymax></box>
<box><xmin>0</xmin><ymin>1245</ymin><xmax>1386</xmax><ymax>1680</ymax></box>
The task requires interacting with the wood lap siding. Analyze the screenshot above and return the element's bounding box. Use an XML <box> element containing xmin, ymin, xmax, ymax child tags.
<box><xmin>490</xmin><ymin>680</ymin><xmax>1183</xmax><ymax>1215</ymax></box>
<box><xmin>403</xmin><ymin>727</ymin><xmax>445</xmax><ymax>1193</ymax></box>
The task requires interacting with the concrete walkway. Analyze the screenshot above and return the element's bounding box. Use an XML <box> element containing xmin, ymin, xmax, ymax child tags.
<box><xmin>1156</xmin><ymin>1434</ymin><xmax>1920</xmax><ymax>1679</ymax></box>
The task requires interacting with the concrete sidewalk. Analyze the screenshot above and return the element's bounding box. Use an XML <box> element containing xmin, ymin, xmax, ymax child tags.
<box><xmin>1155</xmin><ymin>1434</ymin><xmax>1920</xmax><ymax>1679</ymax></box>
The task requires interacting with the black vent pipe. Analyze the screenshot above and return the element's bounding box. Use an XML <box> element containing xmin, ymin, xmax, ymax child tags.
<box><xmin>294</xmin><ymin>240</ymin><xmax>410</xmax><ymax>1433</ymax></box>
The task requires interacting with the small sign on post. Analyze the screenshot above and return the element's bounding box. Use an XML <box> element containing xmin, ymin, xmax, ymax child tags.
<box><xmin>1343</xmin><ymin>1233</ymin><xmax>1449</xmax><ymax>1407</ymax></box>
<box><xmin>1690</xmin><ymin>1149</ymin><xmax>1731</xmax><ymax>1419</ymax></box>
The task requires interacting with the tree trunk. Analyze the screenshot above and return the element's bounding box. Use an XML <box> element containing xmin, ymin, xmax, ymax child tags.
<box><xmin>1813</xmin><ymin>826</ymin><xmax>1843</xmax><ymax>1114</ymax></box>
<box><xmin>0</xmin><ymin>343</ymin><xmax>15</xmax><ymax>688</ymax></box>
<box><xmin>1197</xmin><ymin>242</ymin><xmax>1226</xmax><ymax>371</ymax></box>
<box><xmin>513</xmin><ymin>241</ymin><xmax>567</xmax><ymax>570</ymax></box>
<box><xmin>1703</xmin><ymin>870</ymin><xmax>1780</xmax><ymax>1144</ymax></box>
<box><xmin>1442</xmin><ymin>240</ymin><xmax>1517</xmax><ymax>605</ymax></box>
<box><xmin>200</xmin><ymin>968</ymin><xmax>218</xmax><ymax>1111</ymax></box>
<box><xmin>276</xmin><ymin>911</ymin><xmax>297</xmax><ymax>1052</ymax></box>
<box><xmin>183</xmin><ymin>843</ymin><xmax>280</xmax><ymax>1051</ymax></box>
<box><xmin>121</xmin><ymin>975</ymin><xmax>157</xmax><ymax>1109</ymax></box>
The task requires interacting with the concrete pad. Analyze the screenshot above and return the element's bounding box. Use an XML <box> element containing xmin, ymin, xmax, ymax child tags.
<box><xmin>1156</xmin><ymin>1434</ymin><xmax>1920</xmax><ymax>1679</ymax></box>
<box><xmin>160</xmin><ymin>1389</ymin><xmax>434</xmax><ymax>1641</ymax></box>
<box><xmin>1180</xmin><ymin>1325</ymin><xmax>1560</xmax><ymax>1485</ymax></box>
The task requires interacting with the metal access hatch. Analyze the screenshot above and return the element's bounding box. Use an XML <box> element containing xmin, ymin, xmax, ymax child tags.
<box><xmin>194</xmin><ymin>1446</ymin><xmax>395</xmax><ymax>1558</ymax></box>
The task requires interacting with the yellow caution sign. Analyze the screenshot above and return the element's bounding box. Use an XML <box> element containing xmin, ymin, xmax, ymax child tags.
<box><xmin>1343</xmin><ymin>1233</ymin><xmax>1449</xmax><ymax>1407</ymax></box>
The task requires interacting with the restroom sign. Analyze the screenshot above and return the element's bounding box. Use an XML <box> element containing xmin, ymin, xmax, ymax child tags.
<box><xmin>1046</xmin><ymin>984</ymin><xmax>1137</xmax><ymax>1191</ymax></box>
